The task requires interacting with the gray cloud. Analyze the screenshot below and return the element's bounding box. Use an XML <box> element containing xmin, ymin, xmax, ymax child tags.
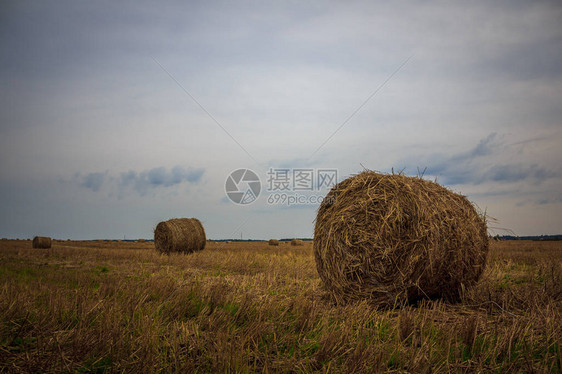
<box><xmin>409</xmin><ymin>134</ymin><xmax>561</xmax><ymax>186</ymax></box>
<box><xmin>79</xmin><ymin>172</ymin><xmax>106</xmax><ymax>192</ymax></box>
<box><xmin>535</xmin><ymin>194</ymin><xmax>562</xmax><ymax>206</ymax></box>
<box><xmin>516</xmin><ymin>194</ymin><xmax>562</xmax><ymax>207</ymax></box>
<box><xmin>119</xmin><ymin>166</ymin><xmax>205</xmax><ymax>196</ymax></box>
<box><xmin>483</xmin><ymin>164</ymin><xmax>557</xmax><ymax>184</ymax></box>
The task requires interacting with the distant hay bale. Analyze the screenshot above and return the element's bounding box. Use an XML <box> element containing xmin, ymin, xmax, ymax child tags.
<box><xmin>290</xmin><ymin>239</ymin><xmax>304</xmax><ymax>246</ymax></box>
<box><xmin>314</xmin><ymin>171</ymin><xmax>489</xmax><ymax>306</ymax></box>
<box><xmin>32</xmin><ymin>236</ymin><xmax>52</xmax><ymax>249</ymax></box>
<box><xmin>154</xmin><ymin>218</ymin><xmax>206</xmax><ymax>254</ymax></box>
<box><xmin>138</xmin><ymin>239</ymin><xmax>146</xmax><ymax>243</ymax></box>
<box><xmin>268</xmin><ymin>239</ymin><xmax>280</xmax><ymax>246</ymax></box>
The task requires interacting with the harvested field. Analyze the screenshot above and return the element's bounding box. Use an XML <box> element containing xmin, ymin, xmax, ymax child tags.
<box><xmin>0</xmin><ymin>239</ymin><xmax>560</xmax><ymax>372</ymax></box>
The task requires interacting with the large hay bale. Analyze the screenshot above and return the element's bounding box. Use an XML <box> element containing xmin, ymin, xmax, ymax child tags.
<box><xmin>32</xmin><ymin>236</ymin><xmax>52</xmax><ymax>249</ymax></box>
<box><xmin>314</xmin><ymin>171</ymin><xmax>488</xmax><ymax>306</ymax></box>
<box><xmin>290</xmin><ymin>239</ymin><xmax>303</xmax><ymax>246</ymax></box>
<box><xmin>268</xmin><ymin>239</ymin><xmax>280</xmax><ymax>246</ymax></box>
<box><xmin>154</xmin><ymin>218</ymin><xmax>206</xmax><ymax>254</ymax></box>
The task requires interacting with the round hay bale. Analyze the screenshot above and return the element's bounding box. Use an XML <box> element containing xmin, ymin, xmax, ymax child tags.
<box><xmin>32</xmin><ymin>236</ymin><xmax>52</xmax><ymax>249</ymax></box>
<box><xmin>313</xmin><ymin>171</ymin><xmax>488</xmax><ymax>306</ymax></box>
<box><xmin>268</xmin><ymin>239</ymin><xmax>280</xmax><ymax>246</ymax></box>
<box><xmin>290</xmin><ymin>239</ymin><xmax>303</xmax><ymax>246</ymax></box>
<box><xmin>154</xmin><ymin>218</ymin><xmax>206</xmax><ymax>254</ymax></box>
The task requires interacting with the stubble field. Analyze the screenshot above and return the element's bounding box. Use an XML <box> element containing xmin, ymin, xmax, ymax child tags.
<box><xmin>1</xmin><ymin>239</ymin><xmax>561</xmax><ymax>373</ymax></box>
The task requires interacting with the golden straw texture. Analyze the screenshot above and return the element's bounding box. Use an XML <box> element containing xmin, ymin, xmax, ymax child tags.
<box><xmin>314</xmin><ymin>171</ymin><xmax>488</xmax><ymax>306</ymax></box>
<box><xmin>154</xmin><ymin>218</ymin><xmax>206</xmax><ymax>254</ymax></box>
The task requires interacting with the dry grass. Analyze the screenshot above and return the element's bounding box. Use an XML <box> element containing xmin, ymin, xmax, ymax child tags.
<box><xmin>314</xmin><ymin>171</ymin><xmax>488</xmax><ymax>306</ymax></box>
<box><xmin>0</xmin><ymin>239</ymin><xmax>560</xmax><ymax>373</ymax></box>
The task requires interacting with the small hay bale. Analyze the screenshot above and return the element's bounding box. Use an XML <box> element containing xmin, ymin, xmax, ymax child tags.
<box><xmin>138</xmin><ymin>239</ymin><xmax>146</xmax><ymax>243</ymax></box>
<box><xmin>154</xmin><ymin>218</ymin><xmax>206</xmax><ymax>254</ymax></box>
<box><xmin>268</xmin><ymin>239</ymin><xmax>280</xmax><ymax>246</ymax></box>
<box><xmin>32</xmin><ymin>236</ymin><xmax>52</xmax><ymax>249</ymax></box>
<box><xmin>290</xmin><ymin>239</ymin><xmax>303</xmax><ymax>246</ymax></box>
<box><xmin>313</xmin><ymin>171</ymin><xmax>488</xmax><ymax>306</ymax></box>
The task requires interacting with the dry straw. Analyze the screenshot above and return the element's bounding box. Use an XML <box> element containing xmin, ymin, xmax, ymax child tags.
<box><xmin>314</xmin><ymin>171</ymin><xmax>488</xmax><ymax>307</ymax></box>
<box><xmin>32</xmin><ymin>236</ymin><xmax>52</xmax><ymax>249</ymax></box>
<box><xmin>154</xmin><ymin>218</ymin><xmax>206</xmax><ymax>254</ymax></box>
<box><xmin>268</xmin><ymin>239</ymin><xmax>280</xmax><ymax>246</ymax></box>
<box><xmin>290</xmin><ymin>239</ymin><xmax>304</xmax><ymax>246</ymax></box>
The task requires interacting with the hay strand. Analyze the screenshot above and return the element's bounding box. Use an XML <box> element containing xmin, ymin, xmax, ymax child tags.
<box><xmin>313</xmin><ymin>171</ymin><xmax>488</xmax><ymax>306</ymax></box>
<box><xmin>154</xmin><ymin>218</ymin><xmax>206</xmax><ymax>254</ymax></box>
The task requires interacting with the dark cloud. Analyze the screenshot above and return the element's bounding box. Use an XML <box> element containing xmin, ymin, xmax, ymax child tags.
<box><xmin>80</xmin><ymin>172</ymin><xmax>106</xmax><ymax>192</ymax></box>
<box><xmin>535</xmin><ymin>195</ymin><xmax>562</xmax><ymax>205</ymax></box>
<box><xmin>75</xmin><ymin>166</ymin><xmax>204</xmax><ymax>196</ymax></box>
<box><xmin>468</xmin><ymin>133</ymin><xmax>496</xmax><ymax>158</ymax></box>
<box><xmin>483</xmin><ymin>164</ymin><xmax>556</xmax><ymax>184</ymax></box>
<box><xmin>119</xmin><ymin>166</ymin><xmax>205</xmax><ymax>196</ymax></box>
<box><xmin>422</xmin><ymin>133</ymin><xmax>498</xmax><ymax>185</ymax></box>
<box><xmin>516</xmin><ymin>194</ymin><xmax>562</xmax><ymax>207</ymax></box>
<box><xmin>412</xmin><ymin>134</ymin><xmax>560</xmax><ymax>186</ymax></box>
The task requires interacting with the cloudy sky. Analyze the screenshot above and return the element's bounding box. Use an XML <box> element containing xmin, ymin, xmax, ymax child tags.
<box><xmin>1</xmin><ymin>0</ymin><xmax>561</xmax><ymax>239</ymax></box>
